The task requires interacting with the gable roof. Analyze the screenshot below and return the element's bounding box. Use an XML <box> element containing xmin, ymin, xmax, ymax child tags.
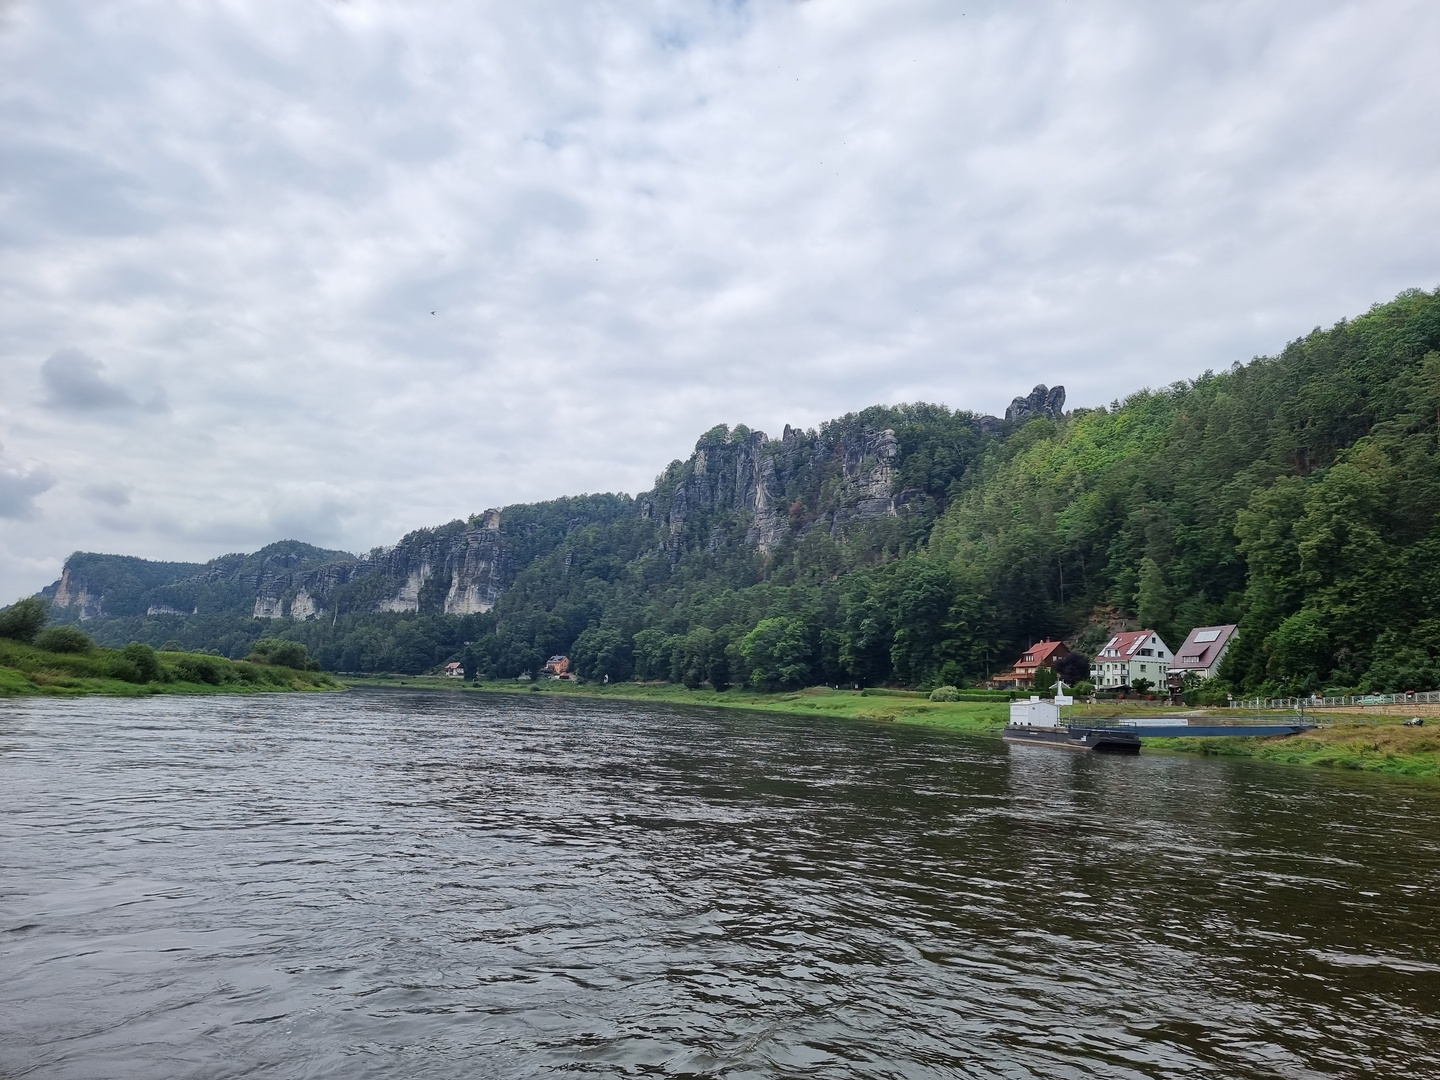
<box><xmin>1098</xmin><ymin>629</ymin><xmax>1166</xmax><ymax>659</ymax></box>
<box><xmin>1172</xmin><ymin>624</ymin><xmax>1238</xmax><ymax>669</ymax></box>
<box><xmin>1015</xmin><ymin>640</ymin><xmax>1069</xmax><ymax>669</ymax></box>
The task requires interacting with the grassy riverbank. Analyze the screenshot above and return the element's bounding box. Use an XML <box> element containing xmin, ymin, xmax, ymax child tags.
<box><xmin>344</xmin><ymin>675</ymin><xmax>1440</xmax><ymax>780</ymax></box>
<box><xmin>1143</xmin><ymin>724</ymin><xmax>1440</xmax><ymax>780</ymax></box>
<box><xmin>0</xmin><ymin>639</ymin><xmax>341</xmax><ymax>697</ymax></box>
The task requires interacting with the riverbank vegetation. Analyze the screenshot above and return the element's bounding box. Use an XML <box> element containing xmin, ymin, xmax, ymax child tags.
<box><xmin>1145</xmin><ymin>723</ymin><xmax>1440</xmax><ymax>780</ymax></box>
<box><xmin>0</xmin><ymin>601</ymin><xmax>338</xmax><ymax>696</ymax></box>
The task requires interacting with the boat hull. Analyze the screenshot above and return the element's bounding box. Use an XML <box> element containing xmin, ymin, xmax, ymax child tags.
<box><xmin>1003</xmin><ymin>725</ymin><xmax>1142</xmax><ymax>753</ymax></box>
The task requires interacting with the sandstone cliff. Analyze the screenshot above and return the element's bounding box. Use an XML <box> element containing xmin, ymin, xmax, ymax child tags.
<box><xmin>38</xmin><ymin>388</ymin><xmax>1052</xmax><ymax>624</ymax></box>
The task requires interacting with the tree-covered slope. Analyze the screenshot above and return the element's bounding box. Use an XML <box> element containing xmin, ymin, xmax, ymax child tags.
<box><xmin>930</xmin><ymin>287</ymin><xmax>1440</xmax><ymax>692</ymax></box>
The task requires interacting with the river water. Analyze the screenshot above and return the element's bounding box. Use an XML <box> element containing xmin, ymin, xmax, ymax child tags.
<box><xmin>2</xmin><ymin>690</ymin><xmax>1438</xmax><ymax>1079</ymax></box>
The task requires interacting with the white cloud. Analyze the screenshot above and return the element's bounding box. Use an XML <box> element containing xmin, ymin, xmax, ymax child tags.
<box><xmin>0</xmin><ymin>0</ymin><xmax>1439</xmax><ymax>601</ymax></box>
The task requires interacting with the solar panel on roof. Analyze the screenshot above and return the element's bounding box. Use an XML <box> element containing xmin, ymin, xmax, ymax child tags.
<box><xmin>1194</xmin><ymin>629</ymin><xmax>1221</xmax><ymax>642</ymax></box>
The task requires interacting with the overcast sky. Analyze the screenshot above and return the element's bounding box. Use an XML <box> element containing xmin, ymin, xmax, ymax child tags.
<box><xmin>2</xmin><ymin>0</ymin><xmax>1438</xmax><ymax>601</ymax></box>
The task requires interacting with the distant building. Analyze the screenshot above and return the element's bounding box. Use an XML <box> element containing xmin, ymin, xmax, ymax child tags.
<box><xmin>1095</xmin><ymin>630</ymin><xmax>1173</xmax><ymax>690</ymax></box>
<box><xmin>444</xmin><ymin>662</ymin><xmax>464</xmax><ymax>679</ymax></box>
<box><xmin>543</xmin><ymin>655</ymin><xmax>572</xmax><ymax>679</ymax></box>
<box><xmin>1168</xmin><ymin>624</ymin><xmax>1237</xmax><ymax>681</ymax></box>
<box><xmin>992</xmin><ymin>640</ymin><xmax>1071</xmax><ymax>688</ymax></box>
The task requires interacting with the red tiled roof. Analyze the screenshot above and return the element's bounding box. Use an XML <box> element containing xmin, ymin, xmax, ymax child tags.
<box><xmin>1013</xmin><ymin>640</ymin><xmax>1069</xmax><ymax>670</ymax></box>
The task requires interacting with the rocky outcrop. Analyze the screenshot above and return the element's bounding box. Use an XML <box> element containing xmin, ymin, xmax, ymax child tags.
<box><xmin>39</xmin><ymin>385</ymin><xmax>1055</xmax><ymax>623</ymax></box>
<box><xmin>835</xmin><ymin>426</ymin><xmax>900</xmax><ymax>525</ymax></box>
<box><xmin>1005</xmin><ymin>384</ymin><xmax>1066</xmax><ymax>422</ymax></box>
<box><xmin>51</xmin><ymin>567</ymin><xmax>104</xmax><ymax>620</ymax></box>
<box><xmin>651</xmin><ymin>420</ymin><xmax>910</xmax><ymax>557</ymax></box>
<box><xmin>237</xmin><ymin>544</ymin><xmax>365</xmax><ymax>619</ymax></box>
<box><xmin>657</xmin><ymin>428</ymin><xmax>792</xmax><ymax>555</ymax></box>
<box><xmin>361</xmin><ymin>511</ymin><xmax>507</xmax><ymax>615</ymax></box>
<box><xmin>289</xmin><ymin>589</ymin><xmax>319</xmax><ymax>620</ymax></box>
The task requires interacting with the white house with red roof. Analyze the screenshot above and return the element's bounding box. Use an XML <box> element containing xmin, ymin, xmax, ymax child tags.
<box><xmin>1167</xmin><ymin>624</ymin><xmax>1237</xmax><ymax>681</ymax></box>
<box><xmin>1095</xmin><ymin>629</ymin><xmax>1173</xmax><ymax>690</ymax></box>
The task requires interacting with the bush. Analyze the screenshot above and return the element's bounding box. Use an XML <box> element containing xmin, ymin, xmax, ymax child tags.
<box><xmin>1194</xmin><ymin>678</ymin><xmax>1232</xmax><ymax>706</ymax></box>
<box><xmin>0</xmin><ymin>598</ymin><xmax>48</xmax><ymax>644</ymax></box>
<box><xmin>122</xmin><ymin>642</ymin><xmax>164</xmax><ymax>683</ymax></box>
<box><xmin>929</xmin><ymin>685</ymin><xmax>960</xmax><ymax>702</ymax></box>
<box><xmin>1073</xmin><ymin>680</ymin><xmax>1095</xmax><ymax>696</ymax></box>
<box><xmin>172</xmin><ymin>654</ymin><xmax>225</xmax><ymax>685</ymax></box>
<box><xmin>248</xmin><ymin>637</ymin><xmax>309</xmax><ymax>669</ymax></box>
<box><xmin>35</xmin><ymin>625</ymin><xmax>93</xmax><ymax>653</ymax></box>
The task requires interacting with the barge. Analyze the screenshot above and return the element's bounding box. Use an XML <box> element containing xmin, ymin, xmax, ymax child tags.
<box><xmin>1002</xmin><ymin>723</ymin><xmax>1141</xmax><ymax>753</ymax></box>
<box><xmin>1002</xmin><ymin>695</ymin><xmax>1315</xmax><ymax>753</ymax></box>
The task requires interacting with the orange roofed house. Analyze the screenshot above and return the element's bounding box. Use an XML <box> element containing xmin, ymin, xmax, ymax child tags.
<box><xmin>543</xmin><ymin>655</ymin><xmax>574</xmax><ymax>679</ymax></box>
<box><xmin>992</xmin><ymin>640</ymin><xmax>1071</xmax><ymax>689</ymax></box>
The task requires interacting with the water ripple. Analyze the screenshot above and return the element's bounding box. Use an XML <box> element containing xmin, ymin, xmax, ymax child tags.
<box><xmin>3</xmin><ymin>689</ymin><xmax>1439</xmax><ymax>1078</ymax></box>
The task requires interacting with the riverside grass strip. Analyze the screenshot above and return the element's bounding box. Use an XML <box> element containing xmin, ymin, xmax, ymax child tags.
<box><xmin>0</xmin><ymin>638</ymin><xmax>341</xmax><ymax>697</ymax></box>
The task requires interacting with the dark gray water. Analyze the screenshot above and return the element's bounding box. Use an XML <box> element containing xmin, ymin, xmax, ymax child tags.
<box><xmin>3</xmin><ymin>690</ymin><xmax>1439</xmax><ymax>1079</ymax></box>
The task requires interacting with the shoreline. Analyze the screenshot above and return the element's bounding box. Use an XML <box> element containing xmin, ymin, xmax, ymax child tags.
<box><xmin>342</xmin><ymin>676</ymin><xmax>1440</xmax><ymax>782</ymax></box>
<box><xmin>0</xmin><ymin>642</ymin><xmax>342</xmax><ymax>698</ymax></box>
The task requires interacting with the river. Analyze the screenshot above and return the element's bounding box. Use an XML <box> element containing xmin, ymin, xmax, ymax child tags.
<box><xmin>2</xmin><ymin>689</ymin><xmax>1438</xmax><ymax>1078</ymax></box>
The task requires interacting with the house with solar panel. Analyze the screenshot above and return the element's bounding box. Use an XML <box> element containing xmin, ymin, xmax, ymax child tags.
<box><xmin>1094</xmin><ymin>629</ymin><xmax>1174</xmax><ymax>690</ymax></box>
<box><xmin>1167</xmin><ymin>624</ymin><xmax>1238</xmax><ymax>682</ymax></box>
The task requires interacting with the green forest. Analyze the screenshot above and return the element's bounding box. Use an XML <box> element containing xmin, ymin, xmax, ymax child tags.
<box><xmin>27</xmin><ymin>288</ymin><xmax>1440</xmax><ymax>697</ymax></box>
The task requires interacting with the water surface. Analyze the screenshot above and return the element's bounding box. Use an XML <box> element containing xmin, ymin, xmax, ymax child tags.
<box><xmin>3</xmin><ymin>689</ymin><xmax>1438</xmax><ymax>1078</ymax></box>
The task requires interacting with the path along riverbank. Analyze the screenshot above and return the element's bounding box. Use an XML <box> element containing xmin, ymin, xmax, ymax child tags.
<box><xmin>342</xmin><ymin>676</ymin><xmax>1440</xmax><ymax>782</ymax></box>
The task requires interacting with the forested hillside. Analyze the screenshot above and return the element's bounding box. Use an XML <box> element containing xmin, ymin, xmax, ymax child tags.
<box><xmin>23</xmin><ymin>288</ymin><xmax>1440</xmax><ymax>695</ymax></box>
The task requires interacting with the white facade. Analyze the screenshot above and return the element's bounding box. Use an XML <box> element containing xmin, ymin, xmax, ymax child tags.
<box><xmin>1009</xmin><ymin>697</ymin><xmax>1061</xmax><ymax>727</ymax></box>
<box><xmin>1095</xmin><ymin>630</ymin><xmax>1173</xmax><ymax>690</ymax></box>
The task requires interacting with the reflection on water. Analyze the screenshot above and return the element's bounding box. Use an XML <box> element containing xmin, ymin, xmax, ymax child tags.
<box><xmin>2</xmin><ymin>689</ymin><xmax>1438</xmax><ymax>1078</ymax></box>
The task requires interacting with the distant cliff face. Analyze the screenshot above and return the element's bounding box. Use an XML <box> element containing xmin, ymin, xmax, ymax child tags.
<box><xmin>365</xmin><ymin>512</ymin><xmax>507</xmax><ymax>616</ymax></box>
<box><xmin>652</xmin><ymin>420</ymin><xmax>911</xmax><ymax>557</ymax></box>
<box><xmin>40</xmin><ymin>422</ymin><xmax>931</xmax><ymax>621</ymax></box>
<box><xmin>37</xmin><ymin>391</ymin><xmax>1036</xmax><ymax>624</ymax></box>
<box><xmin>41</xmin><ymin>515</ymin><xmax>513</xmax><ymax>624</ymax></box>
<box><xmin>50</xmin><ymin>566</ymin><xmax>104</xmax><ymax>619</ymax></box>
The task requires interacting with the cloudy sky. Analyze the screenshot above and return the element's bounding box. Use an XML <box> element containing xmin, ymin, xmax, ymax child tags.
<box><xmin>2</xmin><ymin>0</ymin><xmax>1438</xmax><ymax>601</ymax></box>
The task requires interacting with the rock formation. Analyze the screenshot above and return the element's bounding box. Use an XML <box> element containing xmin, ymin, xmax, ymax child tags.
<box><xmin>368</xmin><ymin>512</ymin><xmax>507</xmax><ymax>615</ymax></box>
<box><xmin>1004</xmin><ymin>384</ymin><xmax>1066</xmax><ymax>423</ymax></box>
<box><xmin>37</xmin><ymin>384</ymin><xmax>1055</xmax><ymax>623</ymax></box>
